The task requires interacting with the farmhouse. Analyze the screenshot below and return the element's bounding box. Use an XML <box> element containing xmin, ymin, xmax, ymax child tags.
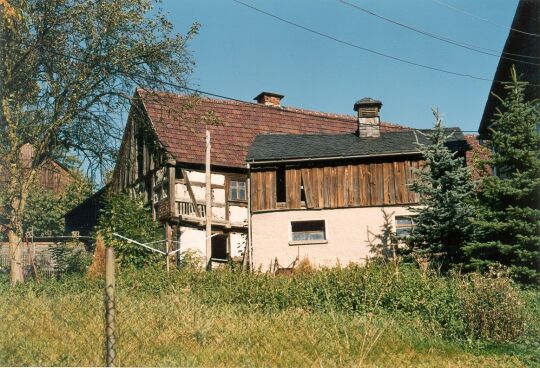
<box><xmin>247</xmin><ymin>99</ymin><xmax>469</xmax><ymax>270</ymax></box>
<box><xmin>109</xmin><ymin>89</ymin><xmax>469</xmax><ymax>269</ymax></box>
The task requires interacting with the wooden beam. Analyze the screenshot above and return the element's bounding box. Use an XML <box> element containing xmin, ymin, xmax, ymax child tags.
<box><xmin>205</xmin><ymin>130</ymin><xmax>212</xmax><ymax>270</ymax></box>
<box><xmin>181</xmin><ymin>168</ymin><xmax>201</xmax><ymax>218</ymax></box>
<box><xmin>167</xmin><ymin>160</ymin><xmax>176</xmax><ymax>217</ymax></box>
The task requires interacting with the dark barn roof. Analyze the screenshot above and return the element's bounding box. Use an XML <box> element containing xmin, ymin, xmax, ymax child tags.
<box><xmin>479</xmin><ymin>0</ymin><xmax>540</xmax><ymax>138</ymax></box>
<box><xmin>247</xmin><ymin>129</ymin><xmax>468</xmax><ymax>163</ymax></box>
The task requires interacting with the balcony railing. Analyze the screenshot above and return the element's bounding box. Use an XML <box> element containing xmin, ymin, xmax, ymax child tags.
<box><xmin>177</xmin><ymin>201</ymin><xmax>206</xmax><ymax>218</ymax></box>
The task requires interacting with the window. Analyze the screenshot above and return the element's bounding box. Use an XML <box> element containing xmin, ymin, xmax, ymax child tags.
<box><xmin>291</xmin><ymin>220</ymin><xmax>326</xmax><ymax>242</ymax></box>
<box><xmin>229</xmin><ymin>180</ymin><xmax>246</xmax><ymax>201</ymax></box>
<box><xmin>395</xmin><ymin>216</ymin><xmax>415</xmax><ymax>237</ymax></box>
<box><xmin>276</xmin><ymin>166</ymin><xmax>286</xmax><ymax>203</ymax></box>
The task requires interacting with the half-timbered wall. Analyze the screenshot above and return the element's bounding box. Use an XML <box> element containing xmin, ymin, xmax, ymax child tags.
<box><xmin>251</xmin><ymin>159</ymin><xmax>424</xmax><ymax>212</ymax></box>
<box><xmin>111</xmin><ymin>102</ymin><xmax>167</xmax><ymax>210</ymax></box>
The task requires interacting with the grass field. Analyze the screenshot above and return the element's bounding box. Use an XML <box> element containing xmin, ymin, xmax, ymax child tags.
<box><xmin>1</xmin><ymin>264</ymin><xmax>539</xmax><ymax>367</ymax></box>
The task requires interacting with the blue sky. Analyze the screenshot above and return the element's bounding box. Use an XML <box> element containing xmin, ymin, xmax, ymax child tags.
<box><xmin>160</xmin><ymin>0</ymin><xmax>520</xmax><ymax>133</ymax></box>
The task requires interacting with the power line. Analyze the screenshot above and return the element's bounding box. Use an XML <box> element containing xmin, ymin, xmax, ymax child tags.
<box><xmin>338</xmin><ymin>0</ymin><xmax>540</xmax><ymax>64</ymax></box>
<box><xmin>145</xmin><ymin>77</ymin><xmax>482</xmax><ymax>132</ymax></box>
<box><xmin>229</xmin><ymin>0</ymin><xmax>512</xmax><ymax>83</ymax></box>
<box><xmin>11</xmin><ymin>39</ymin><xmax>482</xmax><ymax>133</ymax></box>
<box><xmin>430</xmin><ymin>0</ymin><xmax>540</xmax><ymax>38</ymax></box>
<box><xmin>7</xmin><ymin>27</ymin><xmax>496</xmax><ymax>133</ymax></box>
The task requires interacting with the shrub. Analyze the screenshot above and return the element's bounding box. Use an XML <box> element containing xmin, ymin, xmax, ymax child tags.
<box><xmin>96</xmin><ymin>192</ymin><xmax>163</xmax><ymax>268</ymax></box>
<box><xmin>459</xmin><ymin>273</ymin><xmax>527</xmax><ymax>342</ymax></box>
<box><xmin>179</xmin><ymin>249</ymin><xmax>204</xmax><ymax>270</ymax></box>
<box><xmin>50</xmin><ymin>241</ymin><xmax>92</xmax><ymax>276</ymax></box>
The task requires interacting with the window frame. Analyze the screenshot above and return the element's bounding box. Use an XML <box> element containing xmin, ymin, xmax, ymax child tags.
<box><xmin>228</xmin><ymin>178</ymin><xmax>247</xmax><ymax>202</ymax></box>
<box><xmin>289</xmin><ymin>219</ymin><xmax>328</xmax><ymax>245</ymax></box>
<box><xmin>395</xmin><ymin>215</ymin><xmax>415</xmax><ymax>238</ymax></box>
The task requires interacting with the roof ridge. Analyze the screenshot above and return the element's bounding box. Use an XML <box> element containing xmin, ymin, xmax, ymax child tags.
<box><xmin>137</xmin><ymin>89</ymin><xmax>409</xmax><ymax>128</ymax></box>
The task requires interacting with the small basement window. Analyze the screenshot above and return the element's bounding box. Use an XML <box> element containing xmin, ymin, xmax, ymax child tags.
<box><xmin>395</xmin><ymin>216</ymin><xmax>415</xmax><ymax>237</ymax></box>
<box><xmin>291</xmin><ymin>220</ymin><xmax>326</xmax><ymax>242</ymax></box>
<box><xmin>229</xmin><ymin>180</ymin><xmax>247</xmax><ymax>201</ymax></box>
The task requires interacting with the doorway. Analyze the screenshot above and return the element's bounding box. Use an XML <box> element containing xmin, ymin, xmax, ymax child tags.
<box><xmin>211</xmin><ymin>234</ymin><xmax>229</xmax><ymax>262</ymax></box>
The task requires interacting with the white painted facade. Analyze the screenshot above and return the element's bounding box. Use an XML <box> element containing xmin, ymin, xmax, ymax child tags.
<box><xmin>251</xmin><ymin>206</ymin><xmax>415</xmax><ymax>271</ymax></box>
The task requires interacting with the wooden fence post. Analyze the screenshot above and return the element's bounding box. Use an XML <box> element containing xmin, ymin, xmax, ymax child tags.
<box><xmin>105</xmin><ymin>247</ymin><xmax>116</xmax><ymax>367</ymax></box>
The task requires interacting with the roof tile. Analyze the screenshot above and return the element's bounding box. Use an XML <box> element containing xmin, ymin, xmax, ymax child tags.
<box><xmin>138</xmin><ymin>90</ymin><xmax>408</xmax><ymax>168</ymax></box>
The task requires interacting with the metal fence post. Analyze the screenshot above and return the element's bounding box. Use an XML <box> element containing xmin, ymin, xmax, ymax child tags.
<box><xmin>105</xmin><ymin>247</ymin><xmax>116</xmax><ymax>367</ymax></box>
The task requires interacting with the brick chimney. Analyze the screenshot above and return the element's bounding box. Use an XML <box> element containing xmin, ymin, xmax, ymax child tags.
<box><xmin>254</xmin><ymin>92</ymin><xmax>284</xmax><ymax>107</ymax></box>
<box><xmin>353</xmin><ymin>97</ymin><xmax>382</xmax><ymax>138</ymax></box>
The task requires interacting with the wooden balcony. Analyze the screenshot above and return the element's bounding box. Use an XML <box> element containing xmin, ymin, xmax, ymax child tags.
<box><xmin>174</xmin><ymin>201</ymin><xmax>247</xmax><ymax>229</ymax></box>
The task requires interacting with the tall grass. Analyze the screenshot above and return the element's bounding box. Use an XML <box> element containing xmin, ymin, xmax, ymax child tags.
<box><xmin>0</xmin><ymin>263</ymin><xmax>538</xmax><ymax>367</ymax></box>
<box><xmin>117</xmin><ymin>263</ymin><xmax>536</xmax><ymax>343</ymax></box>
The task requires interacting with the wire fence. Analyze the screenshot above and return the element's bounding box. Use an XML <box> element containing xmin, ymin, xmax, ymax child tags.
<box><xmin>0</xmin><ymin>246</ymin><xmax>326</xmax><ymax>366</ymax></box>
<box><xmin>1</xmin><ymin>245</ymin><xmax>534</xmax><ymax>367</ymax></box>
<box><xmin>1</xmin><ymin>248</ymin><xmax>55</xmax><ymax>279</ymax></box>
<box><xmin>0</xmin><ymin>242</ymin><xmax>89</xmax><ymax>279</ymax></box>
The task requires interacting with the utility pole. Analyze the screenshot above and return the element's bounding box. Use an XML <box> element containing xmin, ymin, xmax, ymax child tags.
<box><xmin>105</xmin><ymin>247</ymin><xmax>116</xmax><ymax>367</ymax></box>
<box><xmin>205</xmin><ymin>130</ymin><xmax>212</xmax><ymax>270</ymax></box>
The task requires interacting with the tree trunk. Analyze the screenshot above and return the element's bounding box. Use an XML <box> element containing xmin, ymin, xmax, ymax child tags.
<box><xmin>8</xmin><ymin>228</ymin><xmax>24</xmax><ymax>284</ymax></box>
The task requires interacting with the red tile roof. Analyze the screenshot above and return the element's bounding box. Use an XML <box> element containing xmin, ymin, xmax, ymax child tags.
<box><xmin>137</xmin><ymin>89</ymin><xmax>407</xmax><ymax>169</ymax></box>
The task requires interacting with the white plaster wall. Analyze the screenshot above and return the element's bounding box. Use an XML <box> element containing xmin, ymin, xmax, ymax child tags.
<box><xmin>187</xmin><ymin>171</ymin><xmax>225</xmax><ymax>186</ymax></box>
<box><xmin>213</xmin><ymin>188</ymin><xmax>225</xmax><ymax>203</ymax></box>
<box><xmin>212</xmin><ymin>206</ymin><xmax>226</xmax><ymax>221</ymax></box>
<box><xmin>178</xmin><ymin>227</ymin><xmax>246</xmax><ymax>261</ymax></box>
<box><xmin>175</xmin><ymin>183</ymin><xmax>191</xmax><ymax>201</ymax></box>
<box><xmin>191</xmin><ymin>186</ymin><xmax>205</xmax><ymax>201</ymax></box>
<box><xmin>251</xmin><ymin>206</ymin><xmax>414</xmax><ymax>271</ymax></box>
<box><xmin>230</xmin><ymin>232</ymin><xmax>246</xmax><ymax>258</ymax></box>
<box><xmin>229</xmin><ymin>205</ymin><xmax>248</xmax><ymax>224</ymax></box>
<box><xmin>178</xmin><ymin>226</ymin><xmax>206</xmax><ymax>256</ymax></box>
<box><xmin>189</xmin><ymin>186</ymin><xmax>225</xmax><ymax>205</ymax></box>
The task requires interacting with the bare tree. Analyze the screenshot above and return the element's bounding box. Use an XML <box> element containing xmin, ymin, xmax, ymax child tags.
<box><xmin>0</xmin><ymin>0</ymin><xmax>198</xmax><ymax>283</ymax></box>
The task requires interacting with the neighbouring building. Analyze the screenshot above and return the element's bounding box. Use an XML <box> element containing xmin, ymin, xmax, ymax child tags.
<box><xmin>1</xmin><ymin>143</ymin><xmax>75</xmax><ymax>235</ymax></box>
<box><xmin>1</xmin><ymin>144</ymin><xmax>79</xmax><ymax>275</ymax></box>
<box><xmin>479</xmin><ymin>0</ymin><xmax>539</xmax><ymax>141</ymax></box>
<box><xmin>65</xmin><ymin>186</ymin><xmax>109</xmax><ymax>237</ymax></box>
<box><xmin>108</xmin><ymin>90</ymin><xmax>469</xmax><ymax>270</ymax></box>
<box><xmin>0</xmin><ymin>143</ymin><xmax>74</xmax><ymax>195</ymax></box>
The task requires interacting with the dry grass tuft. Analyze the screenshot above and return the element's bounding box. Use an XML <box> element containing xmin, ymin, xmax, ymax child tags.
<box><xmin>87</xmin><ymin>234</ymin><xmax>106</xmax><ymax>279</ymax></box>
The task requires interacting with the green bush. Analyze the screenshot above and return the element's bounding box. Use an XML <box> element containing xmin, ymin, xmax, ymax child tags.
<box><xmin>95</xmin><ymin>192</ymin><xmax>163</xmax><ymax>268</ymax></box>
<box><xmin>50</xmin><ymin>241</ymin><xmax>92</xmax><ymax>275</ymax></box>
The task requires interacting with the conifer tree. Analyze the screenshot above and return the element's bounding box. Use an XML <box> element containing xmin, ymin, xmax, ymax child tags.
<box><xmin>463</xmin><ymin>68</ymin><xmax>540</xmax><ymax>283</ymax></box>
<box><xmin>408</xmin><ymin>109</ymin><xmax>475</xmax><ymax>270</ymax></box>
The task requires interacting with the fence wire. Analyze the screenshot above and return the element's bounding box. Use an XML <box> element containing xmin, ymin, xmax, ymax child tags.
<box><xmin>1</xmin><ymin>264</ymin><xmax>355</xmax><ymax>367</ymax></box>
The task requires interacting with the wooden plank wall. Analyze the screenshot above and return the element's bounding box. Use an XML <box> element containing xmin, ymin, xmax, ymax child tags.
<box><xmin>112</xmin><ymin>113</ymin><xmax>161</xmax><ymax>194</ymax></box>
<box><xmin>251</xmin><ymin>160</ymin><xmax>423</xmax><ymax>212</ymax></box>
<box><xmin>251</xmin><ymin>170</ymin><xmax>277</xmax><ymax>211</ymax></box>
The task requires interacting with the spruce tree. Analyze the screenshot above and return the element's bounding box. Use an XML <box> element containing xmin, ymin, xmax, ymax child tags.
<box><xmin>463</xmin><ymin>68</ymin><xmax>540</xmax><ymax>284</ymax></box>
<box><xmin>408</xmin><ymin>109</ymin><xmax>475</xmax><ymax>270</ymax></box>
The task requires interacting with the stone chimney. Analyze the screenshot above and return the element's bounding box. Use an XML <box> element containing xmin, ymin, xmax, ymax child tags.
<box><xmin>254</xmin><ymin>92</ymin><xmax>284</xmax><ymax>107</ymax></box>
<box><xmin>353</xmin><ymin>97</ymin><xmax>382</xmax><ymax>138</ymax></box>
